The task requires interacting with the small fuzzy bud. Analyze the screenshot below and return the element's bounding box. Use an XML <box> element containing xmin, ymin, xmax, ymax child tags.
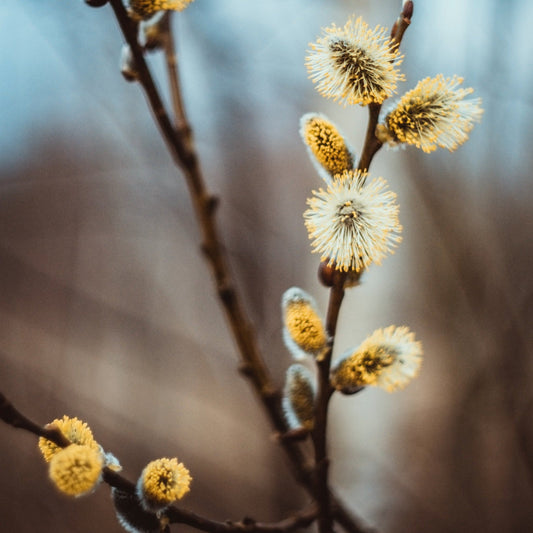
<box><xmin>120</xmin><ymin>44</ymin><xmax>139</xmax><ymax>83</ymax></box>
<box><xmin>103</xmin><ymin>450</ymin><xmax>122</xmax><ymax>472</ymax></box>
<box><xmin>282</xmin><ymin>364</ymin><xmax>316</xmax><ymax>430</ymax></box>
<box><xmin>281</xmin><ymin>287</ymin><xmax>327</xmax><ymax>360</ymax></box>
<box><xmin>141</xmin><ymin>12</ymin><xmax>167</xmax><ymax>50</ymax></box>
<box><xmin>112</xmin><ymin>488</ymin><xmax>161</xmax><ymax>533</ymax></box>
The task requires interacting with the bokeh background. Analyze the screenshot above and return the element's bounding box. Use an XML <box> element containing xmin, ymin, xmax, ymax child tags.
<box><xmin>1</xmin><ymin>0</ymin><xmax>532</xmax><ymax>532</ymax></box>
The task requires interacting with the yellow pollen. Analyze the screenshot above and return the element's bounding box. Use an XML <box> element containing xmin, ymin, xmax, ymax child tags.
<box><xmin>140</xmin><ymin>457</ymin><xmax>191</xmax><ymax>507</ymax></box>
<box><xmin>38</xmin><ymin>416</ymin><xmax>99</xmax><ymax>463</ymax></box>
<box><xmin>284</xmin><ymin>301</ymin><xmax>327</xmax><ymax>353</ymax></box>
<box><xmin>302</xmin><ymin>115</ymin><xmax>353</xmax><ymax>175</ymax></box>
<box><xmin>48</xmin><ymin>444</ymin><xmax>103</xmax><ymax>497</ymax></box>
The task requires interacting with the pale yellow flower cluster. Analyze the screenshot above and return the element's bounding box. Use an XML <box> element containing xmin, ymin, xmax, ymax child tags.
<box><xmin>306</xmin><ymin>16</ymin><xmax>404</xmax><ymax>106</ymax></box>
<box><xmin>304</xmin><ymin>170</ymin><xmax>402</xmax><ymax>273</ymax></box>
<box><xmin>137</xmin><ymin>457</ymin><xmax>192</xmax><ymax>511</ymax></box>
<box><xmin>381</xmin><ymin>75</ymin><xmax>483</xmax><ymax>153</ymax></box>
<box><xmin>38</xmin><ymin>416</ymin><xmax>121</xmax><ymax>497</ymax></box>
<box><xmin>331</xmin><ymin>326</ymin><xmax>423</xmax><ymax>392</ymax></box>
<box><xmin>282</xmin><ymin>287</ymin><xmax>327</xmax><ymax>360</ymax></box>
<box><xmin>306</xmin><ymin>14</ymin><xmax>482</xmax><ymax>154</ymax></box>
<box><xmin>48</xmin><ymin>444</ymin><xmax>104</xmax><ymax>497</ymax></box>
<box><xmin>300</xmin><ymin>113</ymin><xmax>354</xmax><ymax>182</ymax></box>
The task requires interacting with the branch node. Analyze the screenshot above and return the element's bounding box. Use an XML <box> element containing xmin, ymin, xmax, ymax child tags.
<box><xmin>238</xmin><ymin>362</ymin><xmax>254</xmax><ymax>377</ymax></box>
<box><xmin>205</xmin><ymin>195</ymin><xmax>219</xmax><ymax>215</ymax></box>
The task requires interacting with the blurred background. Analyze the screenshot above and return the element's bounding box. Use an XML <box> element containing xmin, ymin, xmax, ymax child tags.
<box><xmin>1</xmin><ymin>0</ymin><xmax>532</xmax><ymax>532</ymax></box>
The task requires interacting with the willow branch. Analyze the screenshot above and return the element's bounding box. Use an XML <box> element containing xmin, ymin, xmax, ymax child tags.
<box><xmin>105</xmin><ymin>3</ymin><xmax>372</xmax><ymax>532</ymax></box>
<box><xmin>1</xmin><ymin>390</ymin><xmax>315</xmax><ymax>533</ymax></box>
<box><xmin>357</xmin><ymin>103</ymin><xmax>382</xmax><ymax>173</ymax></box>
<box><xmin>106</xmin><ymin>469</ymin><xmax>319</xmax><ymax>533</ymax></box>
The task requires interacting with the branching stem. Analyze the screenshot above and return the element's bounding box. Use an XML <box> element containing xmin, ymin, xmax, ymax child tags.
<box><xmin>106</xmin><ymin>2</ymin><xmax>371</xmax><ymax>532</ymax></box>
<box><xmin>1</xmin><ymin>390</ymin><xmax>313</xmax><ymax>533</ymax></box>
<box><xmin>0</xmin><ymin>3</ymin><xmax>416</xmax><ymax>533</ymax></box>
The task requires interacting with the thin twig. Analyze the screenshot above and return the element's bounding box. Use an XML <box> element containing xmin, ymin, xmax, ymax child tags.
<box><xmin>357</xmin><ymin>2</ymin><xmax>414</xmax><ymax>172</ymax></box>
<box><xmin>313</xmin><ymin>274</ymin><xmax>347</xmax><ymax>533</ymax></box>
<box><xmin>161</xmin><ymin>12</ymin><xmax>191</xmax><ymax>140</ymax></box>
<box><xmin>166</xmin><ymin>503</ymin><xmax>319</xmax><ymax>533</ymax></box>
<box><xmin>0</xmin><ymin>391</ymin><xmax>70</xmax><ymax>447</ymax></box>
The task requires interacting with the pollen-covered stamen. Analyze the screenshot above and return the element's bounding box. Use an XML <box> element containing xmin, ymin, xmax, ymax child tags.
<box><xmin>330</xmin><ymin>39</ymin><xmax>386</xmax><ymax>95</ymax></box>
<box><xmin>136</xmin><ymin>457</ymin><xmax>192</xmax><ymax>512</ymax></box>
<box><xmin>282</xmin><ymin>288</ymin><xmax>327</xmax><ymax>359</ymax></box>
<box><xmin>331</xmin><ymin>326</ymin><xmax>423</xmax><ymax>393</ymax></box>
<box><xmin>387</xmin><ymin>95</ymin><xmax>444</xmax><ymax>141</ymax></box>
<box><xmin>128</xmin><ymin>0</ymin><xmax>195</xmax><ymax>20</ymax></box>
<box><xmin>306</xmin><ymin>16</ymin><xmax>404</xmax><ymax>106</ymax></box>
<box><xmin>299</xmin><ymin>113</ymin><xmax>354</xmax><ymax>181</ymax></box>
<box><xmin>382</xmin><ymin>75</ymin><xmax>483</xmax><ymax>152</ymax></box>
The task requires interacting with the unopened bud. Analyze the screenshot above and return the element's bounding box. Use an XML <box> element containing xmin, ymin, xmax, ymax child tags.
<box><xmin>402</xmin><ymin>0</ymin><xmax>414</xmax><ymax>21</ymax></box>
<box><xmin>112</xmin><ymin>488</ymin><xmax>161</xmax><ymax>533</ymax></box>
<box><xmin>318</xmin><ymin>261</ymin><xmax>355</xmax><ymax>288</ymax></box>
<box><xmin>281</xmin><ymin>287</ymin><xmax>327</xmax><ymax>359</ymax></box>
<box><xmin>282</xmin><ymin>364</ymin><xmax>316</xmax><ymax>430</ymax></box>
<box><xmin>120</xmin><ymin>44</ymin><xmax>139</xmax><ymax>83</ymax></box>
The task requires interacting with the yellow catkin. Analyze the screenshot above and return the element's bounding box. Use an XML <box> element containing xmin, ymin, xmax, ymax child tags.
<box><xmin>385</xmin><ymin>74</ymin><xmax>483</xmax><ymax>153</ymax></box>
<box><xmin>301</xmin><ymin>114</ymin><xmax>353</xmax><ymax>176</ymax></box>
<box><xmin>331</xmin><ymin>348</ymin><xmax>393</xmax><ymax>390</ymax></box>
<box><xmin>306</xmin><ymin>16</ymin><xmax>404</xmax><ymax>106</ymax></box>
<box><xmin>49</xmin><ymin>444</ymin><xmax>103</xmax><ymax>496</ymax></box>
<box><xmin>332</xmin><ymin>326</ymin><xmax>422</xmax><ymax>393</ymax></box>
<box><xmin>284</xmin><ymin>301</ymin><xmax>327</xmax><ymax>353</ymax></box>
<box><xmin>38</xmin><ymin>416</ymin><xmax>99</xmax><ymax>463</ymax></box>
<box><xmin>283</xmin><ymin>364</ymin><xmax>315</xmax><ymax>430</ymax></box>
<box><xmin>304</xmin><ymin>170</ymin><xmax>402</xmax><ymax>272</ymax></box>
<box><xmin>138</xmin><ymin>457</ymin><xmax>191</xmax><ymax>510</ymax></box>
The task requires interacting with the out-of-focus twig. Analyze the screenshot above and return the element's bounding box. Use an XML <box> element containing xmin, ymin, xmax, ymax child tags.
<box><xmin>1</xmin><ymin>390</ymin><xmax>317</xmax><ymax>533</ymax></box>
